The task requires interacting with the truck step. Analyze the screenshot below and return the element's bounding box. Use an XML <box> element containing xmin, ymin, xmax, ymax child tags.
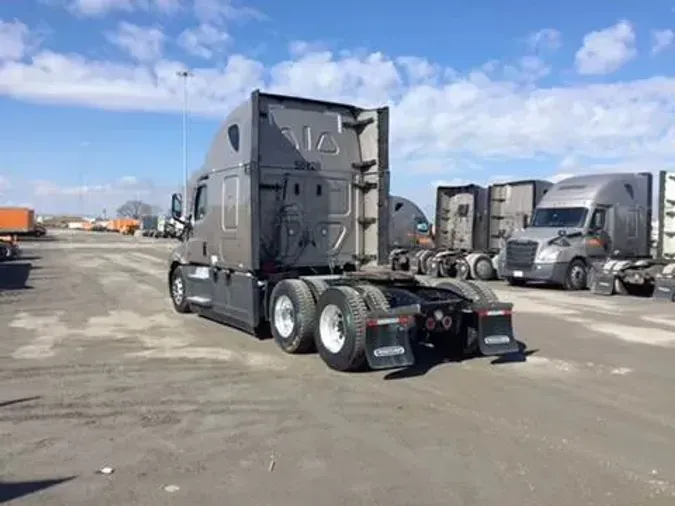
<box><xmin>187</xmin><ymin>295</ymin><xmax>213</xmax><ymax>307</ymax></box>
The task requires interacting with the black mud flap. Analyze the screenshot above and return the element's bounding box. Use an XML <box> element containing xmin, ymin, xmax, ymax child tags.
<box><xmin>364</xmin><ymin>305</ymin><xmax>418</xmax><ymax>370</ymax></box>
<box><xmin>653</xmin><ymin>277</ymin><xmax>675</xmax><ymax>302</ymax></box>
<box><xmin>473</xmin><ymin>302</ymin><xmax>519</xmax><ymax>356</ymax></box>
<box><xmin>590</xmin><ymin>270</ymin><xmax>615</xmax><ymax>295</ymax></box>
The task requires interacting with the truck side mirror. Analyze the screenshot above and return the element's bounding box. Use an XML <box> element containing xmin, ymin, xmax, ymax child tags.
<box><xmin>416</xmin><ymin>222</ymin><xmax>430</xmax><ymax>234</ymax></box>
<box><xmin>171</xmin><ymin>193</ymin><xmax>183</xmax><ymax>219</ymax></box>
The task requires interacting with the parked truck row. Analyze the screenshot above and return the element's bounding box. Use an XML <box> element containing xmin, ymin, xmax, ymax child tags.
<box><xmin>388</xmin><ymin>179</ymin><xmax>552</xmax><ymax>281</ymax></box>
<box><xmin>389</xmin><ymin>170</ymin><xmax>675</xmax><ymax>301</ymax></box>
<box><xmin>166</xmin><ymin>90</ymin><xmax>520</xmax><ymax>373</ymax></box>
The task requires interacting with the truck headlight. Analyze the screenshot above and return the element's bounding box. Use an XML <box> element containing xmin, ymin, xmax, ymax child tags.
<box><xmin>537</xmin><ymin>248</ymin><xmax>560</xmax><ymax>263</ymax></box>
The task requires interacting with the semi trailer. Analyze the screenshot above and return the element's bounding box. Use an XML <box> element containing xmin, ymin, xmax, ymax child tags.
<box><xmin>389</xmin><ymin>179</ymin><xmax>551</xmax><ymax>281</ymax></box>
<box><xmin>497</xmin><ymin>171</ymin><xmax>675</xmax><ymax>299</ymax></box>
<box><xmin>166</xmin><ymin>90</ymin><xmax>520</xmax><ymax>372</ymax></box>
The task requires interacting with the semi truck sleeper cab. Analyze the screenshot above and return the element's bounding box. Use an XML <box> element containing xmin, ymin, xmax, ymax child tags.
<box><xmin>498</xmin><ymin>173</ymin><xmax>651</xmax><ymax>290</ymax></box>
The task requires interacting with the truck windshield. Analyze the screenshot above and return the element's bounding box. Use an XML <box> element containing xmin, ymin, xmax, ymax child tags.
<box><xmin>530</xmin><ymin>207</ymin><xmax>588</xmax><ymax>228</ymax></box>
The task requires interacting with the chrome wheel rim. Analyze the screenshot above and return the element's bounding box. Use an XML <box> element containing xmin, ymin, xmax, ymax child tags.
<box><xmin>273</xmin><ymin>295</ymin><xmax>295</xmax><ymax>339</ymax></box>
<box><xmin>319</xmin><ymin>304</ymin><xmax>346</xmax><ymax>353</ymax></box>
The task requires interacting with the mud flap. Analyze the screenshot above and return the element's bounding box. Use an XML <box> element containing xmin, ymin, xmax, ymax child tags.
<box><xmin>652</xmin><ymin>264</ymin><xmax>675</xmax><ymax>302</ymax></box>
<box><xmin>590</xmin><ymin>270</ymin><xmax>615</xmax><ymax>295</ymax></box>
<box><xmin>653</xmin><ymin>280</ymin><xmax>675</xmax><ymax>301</ymax></box>
<box><xmin>473</xmin><ymin>302</ymin><xmax>519</xmax><ymax>356</ymax></box>
<box><xmin>364</xmin><ymin>304</ymin><xmax>418</xmax><ymax>370</ymax></box>
<box><xmin>653</xmin><ymin>277</ymin><xmax>675</xmax><ymax>301</ymax></box>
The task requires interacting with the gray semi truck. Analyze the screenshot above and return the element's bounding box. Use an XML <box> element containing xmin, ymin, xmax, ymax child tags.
<box><xmin>497</xmin><ymin>171</ymin><xmax>675</xmax><ymax>296</ymax></box>
<box><xmin>389</xmin><ymin>179</ymin><xmax>552</xmax><ymax>281</ymax></box>
<box><xmin>389</xmin><ymin>195</ymin><xmax>433</xmax><ymax>250</ymax></box>
<box><xmin>166</xmin><ymin>90</ymin><xmax>520</xmax><ymax>372</ymax></box>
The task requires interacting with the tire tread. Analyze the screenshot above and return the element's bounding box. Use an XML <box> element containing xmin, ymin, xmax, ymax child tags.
<box><xmin>356</xmin><ymin>284</ymin><xmax>390</xmax><ymax>311</ymax></box>
<box><xmin>270</xmin><ymin>279</ymin><xmax>316</xmax><ymax>353</ymax></box>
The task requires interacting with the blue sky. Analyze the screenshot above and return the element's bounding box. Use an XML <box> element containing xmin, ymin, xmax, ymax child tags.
<box><xmin>1</xmin><ymin>0</ymin><xmax>675</xmax><ymax>217</ymax></box>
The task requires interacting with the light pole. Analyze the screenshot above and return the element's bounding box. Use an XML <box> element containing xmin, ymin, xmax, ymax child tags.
<box><xmin>176</xmin><ymin>69</ymin><xmax>193</xmax><ymax>207</ymax></box>
<box><xmin>79</xmin><ymin>141</ymin><xmax>90</xmax><ymax>218</ymax></box>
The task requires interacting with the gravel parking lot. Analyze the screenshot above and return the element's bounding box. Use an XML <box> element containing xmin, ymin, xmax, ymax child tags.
<box><xmin>2</xmin><ymin>230</ymin><xmax>675</xmax><ymax>506</ymax></box>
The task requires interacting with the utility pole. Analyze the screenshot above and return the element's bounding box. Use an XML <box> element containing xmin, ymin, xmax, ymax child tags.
<box><xmin>176</xmin><ymin>69</ymin><xmax>193</xmax><ymax>207</ymax></box>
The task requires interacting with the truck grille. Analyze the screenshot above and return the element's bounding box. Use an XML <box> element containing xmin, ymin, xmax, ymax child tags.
<box><xmin>505</xmin><ymin>240</ymin><xmax>537</xmax><ymax>269</ymax></box>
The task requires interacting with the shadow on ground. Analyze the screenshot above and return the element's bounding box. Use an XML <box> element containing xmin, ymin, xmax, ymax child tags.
<box><xmin>13</xmin><ymin>234</ymin><xmax>58</xmax><ymax>242</ymax></box>
<box><xmin>0</xmin><ymin>477</ymin><xmax>75</xmax><ymax>504</ymax></box>
<box><xmin>384</xmin><ymin>340</ymin><xmax>537</xmax><ymax>380</ymax></box>
<box><xmin>0</xmin><ymin>260</ymin><xmax>39</xmax><ymax>290</ymax></box>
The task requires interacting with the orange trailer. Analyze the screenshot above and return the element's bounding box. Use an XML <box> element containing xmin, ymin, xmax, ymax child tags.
<box><xmin>0</xmin><ymin>207</ymin><xmax>35</xmax><ymax>234</ymax></box>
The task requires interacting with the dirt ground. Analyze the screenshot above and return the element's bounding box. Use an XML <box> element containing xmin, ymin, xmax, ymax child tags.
<box><xmin>1</xmin><ymin>230</ymin><xmax>675</xmax><ymax>506</ymax></box>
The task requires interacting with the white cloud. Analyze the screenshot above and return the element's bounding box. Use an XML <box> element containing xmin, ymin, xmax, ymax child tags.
<box><xmin>0</xmin><ymin>19</ymin><xmax>38</xmax><ymax>61</ymax></box>
<box><xmin>65</xmin><ymin>0</ymin><xmax>137</xmax><ymax>16</ymax></box>
<box><xmin>193</xmin><ymin>0</ymin><xmax>265</xmax><ymax>24</ymax></box>
<box><xmin>51</xmin><ymin>0</ymin><xmax>182</xmax><ymax>16</ymax></box>
<box><xmin>3</xmin><ymin>34</ymin><xmax>675</xmax><ymax>165</ymax></box>
<box><xmin>575</xmin><ymin>20</ymin><xmax>636</xmax><ymax>75</ymax></box>
<box><xmin>151</xmin><ymin>0</ymin><xmax>183</xmax><ymax>13</ymax></box>
<box><xmin>54</xmin><ymin>0</ymin><xmax>266</xmax><ymax>23</ymax></box>
<box><xmin>396</xmin><ymin>56</ymin><xmax>443</xmax><ymax>85</ymax></box>
<box><xmin>503</xmin><ymin>55</ymin><xmax>551</xmax><ymax>83</ymax></box>
<box><xmin>527</xmin><ymin>28</ymin><xmax>562</xmax><ymax>52</ymax></box>
<box><xmin>4</xmin><ymin>18</ymin><xmax>675</xmax><ymax>213</ymax></box>
<box><xmin>178</xmin><ymin>24</ymin><xmax>230</xmax><ymax>59</ymax></box>
<box><xmin>105</xmin><ymin>22</ymin><xmax>166</xmax><ymax>61</ymax></box>
<box><xmin>32</xmin><ymin>177</ymin><xmax>139</xmax><ymax>197</ymax></box>
<box><xmin>28</xmin><ymin>176</ymin><xmax>172</xmax><ymax>215</ymax></box>
<box><xmin>651</xmin><ymin>29</ymin><xmax>674</xmax><ymax>55</ymax></box>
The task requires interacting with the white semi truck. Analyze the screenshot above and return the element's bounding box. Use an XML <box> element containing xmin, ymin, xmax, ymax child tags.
<box><xmin>497</xmin><ymin>171</ymin><xmax>675</xmax><ymax>300</ymax></box>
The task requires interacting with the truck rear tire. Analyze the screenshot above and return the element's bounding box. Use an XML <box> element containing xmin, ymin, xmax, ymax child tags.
<box><xmin>302</xmin><ymin>278</ymin><xmax>329</xmax><ymax>302</ymax></box>
<box><xmin>269</xmin><ymin>279</ymin><xmax>317</xmax><ymax>354</ymax></box>
<box><xmin>465</xmin><ymin>280</ymin><xmax>499</xmax><ymax>302</ymax></box>
<box><xmin>456</xmin><ymin>259</ymin><xmax>470</xmax><ymax>280</ymax></box>
<box><xmin>355</xmin><ymin>284</ymin><xmax>390</xmax><ymax>311</ymax></box>
<box><xmin>473</xmin><ymin>256</ymin><xmax>495</xmax><ymax>281</ymax></box>
<box><xmin>314</xmin><ymin>286</ymin><xmax>368</xmax><ymax>372</ymax></box>
<box><xmin>436</xmin><ymin>279</ymin><xmax>481</xmax><ymax>301</ymax></box>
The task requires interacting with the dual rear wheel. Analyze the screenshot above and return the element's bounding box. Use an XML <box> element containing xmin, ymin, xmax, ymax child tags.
<box><xmin>269</xmin><ymin>280</ymin><xmax>388</xmax><ymax>372</ymax></box>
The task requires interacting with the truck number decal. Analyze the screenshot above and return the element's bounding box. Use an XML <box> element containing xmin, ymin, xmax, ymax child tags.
<box><xmin>293</xmin><ymin>160</ymin><xmax>319</xmax><ymax>171</ymax></box>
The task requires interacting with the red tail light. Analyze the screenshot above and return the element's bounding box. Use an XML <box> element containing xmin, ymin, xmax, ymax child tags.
<box><xmin>441</xmin><ymin>315</ymin><xmax>453</xmax><ymax>329</ymax></box>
